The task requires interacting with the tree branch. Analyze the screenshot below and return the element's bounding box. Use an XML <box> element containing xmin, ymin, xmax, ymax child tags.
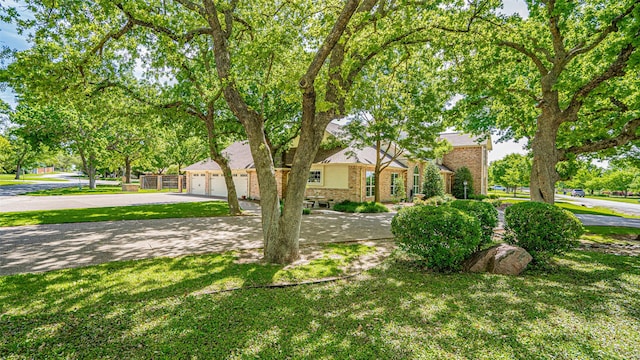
<box><xmin>498</xmin><ymin>40</ymin><xmax>549</xmax><ymax>75</ymax></box>
<box><xmin>564</xmin><ymin>41</ymin><xmax>636</xmax><ymax>121</ymax></box>
<box><xmin>560</xmin><ymin>117</ymin><xmax>640</xmax><ymax>160</ymax></box>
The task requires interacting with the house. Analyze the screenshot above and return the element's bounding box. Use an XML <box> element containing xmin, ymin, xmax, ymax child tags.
<box><xmin>183</xmin><ymin>123</ymin><xmax>491</xmax><ymax>202</ymax></box>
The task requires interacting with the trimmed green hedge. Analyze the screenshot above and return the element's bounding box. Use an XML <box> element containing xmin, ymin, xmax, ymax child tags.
<box><xmin>332</xmin><ymin>201</ymin><xmax>389</xmax><ymax>213</ymax></box>
<box><xmin>504</xmin><ymin>201</ymin><xmax>584</xmax><ymax>262</ymax></box>
<box><xmin>391</xmin><ymin>206</ymin><xmax>481</xmax><ymax>272</ymax></box>
<box><xmin>448</xmin><ymin>200</ymin><xmax>498</xmax><ymax>249</ymax></box>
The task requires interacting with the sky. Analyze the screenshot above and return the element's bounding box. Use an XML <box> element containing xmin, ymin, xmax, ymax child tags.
<box><xmin>0</xmin><ymin>0</ymin><xmax>530</xmax><ymax>162</ymax></box>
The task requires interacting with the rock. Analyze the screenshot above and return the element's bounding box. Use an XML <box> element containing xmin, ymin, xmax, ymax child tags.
<box><xmin>463</xmin><ymin>244</ymin><xmax>532</xmax><ymax>275</ymax></box>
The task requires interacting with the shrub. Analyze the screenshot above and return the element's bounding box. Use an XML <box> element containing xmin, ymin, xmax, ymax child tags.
<box><xmin>452</xmin><ymin>167</ymin><xmax>474</xmax><ymax>199</ymax></box>
<box><xmin>302</xmin><ymin>208</ymin><xmax>311</xmax><ymax>215</ymax></box>
<box><xmin>393</xmin><ymin>176</ymin><xmax>406</xmax><ymax>203</ymax></box>
<box><xmin>483</xmin><ymin>198</ymin><xmax>502</xmax><ymax>208</ymax></box>
<box><xmin>468</xmin><ymin>194</ymin><xmax>488</xmax><ymax>201</ymax></box>
<box><xmin>504</xmin><ymin>202</ymin><xmax>584</xmax><ymax>262</ymax></box>
<box><xmin>333</xmin><ymin>200</ymin><xmax>389</xmax><ymax>213</ymax></box>
<box><xmin>422</xmin><ymin>162</ymin><xmax>444</xmax><ymax>198</ymax></box>
<box><xmin>414</xmin><ymin>194</ymin><xmax>456</xmax><ymax>206</ymax></box>
<box><xmin>448</xmin><ymin>200</ymin><xmax>498</xmax><ymax>248</ymax></box>
<box><xmin>391</xmin><ymin>206</ymin><xmax>482</xmax><ymax>272</ymax></box>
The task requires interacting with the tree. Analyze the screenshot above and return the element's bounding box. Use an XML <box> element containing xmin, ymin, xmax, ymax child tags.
<box><xmin>345</xmin><ymin>52</ymin><xmax>450</xmax><ymax>202</ymax></box>
<box><xmin>603</xmin><ymin>169</ymin><xmax>636</xmax><ymax>197</ymax></box>
<box><xmin>449</xmin><ymin>0</ymin><xmax>640</xmax><ymax>204</ymax></box>
<box><xmin>3</xmin><ymin>1</ymin><xmax>484</xmax><ymax>264</ymax></box>
<box><xmin>452</xmin><ymin>167</ymin><xmax>474</xmax><ymax>199</ymax></box>
<box><xmin>489</xmin><ymin>153</ymin><xmax>531</xmax><ymax>196</ymax></box>
<box><xmin>565</xmin><ymin>162</ymin><xmax>603</xmax><ymax>195</ymax></box>
<box><xmin>422</xmin><ymin>162</ymin><xmax>444</xmax><ymax>198</ymax></box>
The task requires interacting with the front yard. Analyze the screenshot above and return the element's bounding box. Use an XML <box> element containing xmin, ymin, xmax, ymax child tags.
<box><xmin>1</xmin><ymin>245</ymin><xmax>639</xmax><ymax>359</ymax></box>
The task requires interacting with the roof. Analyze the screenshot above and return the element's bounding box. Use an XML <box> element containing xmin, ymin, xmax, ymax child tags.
<box><xmin>183</xmin><ymin>141</ymin><xmax>254</xmax><ymax>171</ymax></box>
<box><xmin>439</xmin><ymin>132</ymin><xmax>492</xmax><ymax>150</ymax></box>
<box><xmin>184</xmin><ymin>125</ymin><xmax>489</xmax><ymax>171</ymax></box>
<box><xmin>318</xmin><ymin>146</ymin><xmax>407</xmax><ymax>168</ymax></box>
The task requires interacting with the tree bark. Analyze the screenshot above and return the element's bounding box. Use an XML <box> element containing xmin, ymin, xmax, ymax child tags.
<box><xmin>204</xmin><ymin>112</ymin><xmax>242</xmax><ymax>216</ymax></box>
<box><xmin>530</xmin><ymin>113</ymin><xmax>560</xmax><ymax>203</ymax></box>
<box><xmin>124</xmin><ymin>156</ymin><xmax>132</xmax><ymax>184</ymax></box>
<box><xmin>14</xmin><ymin>163</ymin><xmax>21</xmax><ymax>180</ymax></box>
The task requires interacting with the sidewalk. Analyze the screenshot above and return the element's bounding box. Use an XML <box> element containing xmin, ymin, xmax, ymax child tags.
<box><xmin>0</xmin><ymin>212</ymin><xmax>394</xmax><ymax>276</ymax></box>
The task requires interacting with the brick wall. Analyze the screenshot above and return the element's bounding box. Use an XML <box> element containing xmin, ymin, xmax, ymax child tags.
<box><xmin>247</xmin><ymin>169</ymin><xmax>289</xmax><ymax>200</ymax></box>
<box><xmin>442</xmin><ymin>146</ymin><xmax>487</xmax><ymax>194</ymax></box>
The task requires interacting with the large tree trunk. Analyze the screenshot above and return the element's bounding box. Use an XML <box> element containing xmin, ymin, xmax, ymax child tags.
<box><xmin>205</xmin><ymin>116</ymin><xmax>242</xmax><ymax>216</ymax></box>
<box><xmin>124</xmin><ymin>156</ymin><xmax>132</xmax><ymax>184</ymax></box>
<box><xmin>14</xmin><ymin>163</ymin><xmax>21</xmax><ymax>180</ymax></box>
<box><xmin>530</xmin><ymin>113</ymin><xmax>560</xmax><ymax>203</ymax></box>
<box><xmin>88</xmin><ymin>153</ymin><xmax>97</xmax><ymax>190</ymax></box>
<box><xmin>212</xmin><ymin>153</ymin><xmax>242</xmax><ymax>216</ymax></box>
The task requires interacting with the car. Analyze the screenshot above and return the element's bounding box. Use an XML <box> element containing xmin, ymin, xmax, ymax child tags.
<box><xmin>491</xmin><ymin>185</ymin><xmax>506</xmax><ymax>191</ymax></box>
<box><xmin>571</xmin><ymin>189</ymin><xmax>585</xmax><ymax>197</ymax></box>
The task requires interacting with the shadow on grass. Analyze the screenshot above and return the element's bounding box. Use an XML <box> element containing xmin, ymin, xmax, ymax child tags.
<box><xmin>1</xmin><ymin>250</ymin><xmax>639</xmax><ymax>358</ymax></box>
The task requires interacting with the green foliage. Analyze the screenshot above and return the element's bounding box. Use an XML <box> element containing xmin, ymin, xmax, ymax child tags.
<box><xmin>489</xmin><ymin>153</ymin><xmax>531</xmax><ymax>195</ymax></box>
<box><xmin>391</xmin><ymin>206</ymin><xmax>481</xmax><ymax>271</ymax></box>
<box><xmin>422</xmin><ymin>162</ymin><xmax>444</xmax><ymax>198</ymax></box>
<box><xmin>448</xmin><ymin>200</ymin><xmax>498</xmax><ymax>248</ymax></box>
<box><xmin>452</xmin><ymin>166</ymin><xmax>474</xmax><ymax>199</ymax></box>
<box><xmin>332</xmin><ymin>201</ymin><xmax>389</xmax><ymax>213</ymax></box>
<box><xmin>504</xmin><ymin>202</ymin><xmax>584</xmax><ymax>262</ymax></box>
<box><xmin>415</xmin><ymin>194</ymin><xmax>456</xmax><ymax>206</ymax></box>
<box><xmin>393</xmin><ymin>175</ymin><xmax>406</xmax><ymax>202</ymax></box>
<box><xmin>302</xmin><ymin>208</ymin><xmax>311</xmax><ymax>215</ymax></box>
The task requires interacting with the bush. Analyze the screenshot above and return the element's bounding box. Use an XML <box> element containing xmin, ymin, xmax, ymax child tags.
<box><xmin>391</xmin><ymin>206</ymin><xmax>482</xmax><ymax>272</ymax></box>
<box><xmin>452</xmin><ymin>167</ymin><xmax>474</xmax><ymax>199</ymax></box>
<box><xmin>468</xmin><ymin>194</ymin><xmax>488</xmax><ymax>201</ymax></box>
<box><xmin>483</xmin><ymin>198</ymin><xmax>502</xmax><ymax>208</ymax></box>
<box><xmin>504</xmin><ymin>202</ymin><xmax>584</xmax><ymax>262</ymax></box>
<box><xmin>448</xmin><ymin>200</ymin><xmax>498</xmax><ymax>248</ymax></box>
<box><xmin>422</xmin><ymin>162</ymin><xmax>444</xmax><ymax>198</ymax></box>
<box><xmin>332</xmin><ymin>200</ymin><xmax>389</xmax><ymax>213</ymax></box>
<box><xmin>415</xmin><ymin>194</ymin><xmax>455</xmax><ymax>206</ymax></box>
<box><xmin>302</xmin><ymin>208</ymin><xmax>311</xmax><ymax>215</ymax></box>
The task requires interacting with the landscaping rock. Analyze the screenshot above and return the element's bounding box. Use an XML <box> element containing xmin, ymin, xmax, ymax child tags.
<box><xmin>463</xmin><ymin>244</ymin><xmax>532</xmax><ymax>275</ymax></box>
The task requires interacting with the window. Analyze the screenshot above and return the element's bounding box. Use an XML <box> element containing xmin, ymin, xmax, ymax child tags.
<box><xmin>390</xmin><ymin>173</ymin><xmax>399</xmax><ymax>196</ymax></box>
<box><xmin>365</xmin><ymin>171</ymin><xmax>375</xmax><ymax>197</ymax></box>
<box><xmin>308</xmin><ymin>170</ymin><xmax>321</xmax><ymax>183</ymax></box>
<box><xmin>413</xmin><ymin>166</ymin><xmax>420</xmax><ymax>194</ymax></box>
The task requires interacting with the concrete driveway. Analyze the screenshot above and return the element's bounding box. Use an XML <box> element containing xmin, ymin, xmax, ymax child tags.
<box><xmin>0</xmin><ymin>212</ymin><xmax>394</xmax><ymax>276</ymax></box>
<box><xmin>0</xmin><ymin>192</ymin><xmax>216</xmax><ymax>213</ymax></box>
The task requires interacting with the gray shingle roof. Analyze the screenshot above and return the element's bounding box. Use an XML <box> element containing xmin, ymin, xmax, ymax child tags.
<box><xmin>183</xmin><ymin>141</ymin><xmax>254</xmax><ymax>171</ymax></box>
<box><xmin>439</xmin><ymin>132</ymin><xmax>490</xmax><ymax>148</ymax></box>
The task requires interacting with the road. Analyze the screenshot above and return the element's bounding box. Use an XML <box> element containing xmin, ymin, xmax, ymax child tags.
<box><xmin>556</xmin><ymin>194</ymin><xmax>640</xmax><ymax>216</ymax></box>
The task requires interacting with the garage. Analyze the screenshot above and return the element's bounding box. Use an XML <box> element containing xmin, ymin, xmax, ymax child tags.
<box><xmin>209</xmin><ymin>173</ymin><xmax>248</xmax><ymax>198</ymax></box>
<box><xmin>190</xmin><ymin>173</ymin><xmax>206</xmax><ymax>195</ymax></box>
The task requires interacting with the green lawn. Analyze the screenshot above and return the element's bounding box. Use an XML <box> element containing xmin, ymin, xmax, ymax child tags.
<box><xmin>500</xmin><ymin>198</ymin><xmax>640</xmax><ymax>219</ymax></box>
<box><xmin>0</xmin><ymin>173</ymin><xmax>68</xmax><ymax>182</ymax></box>
<box><xmin>0</xmin><ymin>201</ymin><xmax>229</xmax><ymax>227</ymax></box>
<box><xmin>24</xmin><ymin>185</ymin><xmax>175</xmax><ymax>196</ymax></box>
<box><xmin>582</xmin><ymin>226</ymin><xmax>640</xmax><ymax>245</ymax></box>
<box><xmin>584</xmin><ymin>195</ymin><xmax>640</xmax><ymax>204</ymax></box>
<box><xmin>0</xmin><ymin>248</ymin><xmax>638</xmax><ymax>359</ymax></box>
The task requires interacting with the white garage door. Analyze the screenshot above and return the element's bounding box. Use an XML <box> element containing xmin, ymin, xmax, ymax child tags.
<box><xmin>209</xmin><ymin>174</ymin><xmax>227</xmax><ymax>197</ymax></box>
<box><xmin>191</xmin><ymin>173</ymin><xmax>206</xmax><ymax>195</ymax></box>
<box><xmin>209</xmin><ymin>173</ymin><xmax>248</xmax><ymax>198</ymax></box>
<box><xmin>233</xmin><ymin>173</ymin><xmax>248</xmax><ymax>198</ymax></box>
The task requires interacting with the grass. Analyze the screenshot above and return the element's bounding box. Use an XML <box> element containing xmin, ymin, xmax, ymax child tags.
<box><xmin>0</xmin><ymin>173</ymin><xmax>67</xmax><ymax>182</ymax></box>
<box><xmin>581</xmin><ymin>226</ymin><xmax>640</xmax><ymax>245</ymax></box>
<box><xmin>500</xmin><ymin>198</ymin><xmax>640</xmax><ymax>219</ymax></box>
<box><xmin>0</xmin><ymin>248</ymin><xmax>638</xmax><ymax>358</ymax></box>
<box><xmin>584</xmin><ymin>195</ymin><xmax>640</xmax><ymax>204</ymax></box>
<box><xmin>0</xmin><ymin>201</ymin><xmax>229</xmax><ymax>227</ymax></box>
<box><xmin>24</xmin><ymin>185</ymin><xmax>175</xmax><ymax>196</ymax></box>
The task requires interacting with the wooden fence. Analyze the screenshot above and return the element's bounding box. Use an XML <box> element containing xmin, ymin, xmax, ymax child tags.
<box><xmin>139</xmin><ymin>175</ymin><xmax>185</xmax><ymax>192</ymax></box>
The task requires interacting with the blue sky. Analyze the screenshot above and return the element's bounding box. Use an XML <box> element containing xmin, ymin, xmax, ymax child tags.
<box><xmin>0</xmin><ymin>0</ymin><xmax>529</xmax><ymax>161</ymax></box>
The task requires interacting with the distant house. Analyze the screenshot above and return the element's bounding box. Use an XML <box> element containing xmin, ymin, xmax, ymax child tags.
<box><xmin>183</xmin><ymin>123</ymin><xmax>491</xmax><ymax>202</ymax></box>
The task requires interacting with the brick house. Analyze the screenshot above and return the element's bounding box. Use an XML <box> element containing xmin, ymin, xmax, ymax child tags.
<box><xmin>183</xmin><ymin>124</ymin><xmax>491</xmax><ymax>202</ymax></box>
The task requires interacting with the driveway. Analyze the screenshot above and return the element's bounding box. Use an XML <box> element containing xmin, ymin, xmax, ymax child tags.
<box><xmin>0</xmin><ymin>192</ymin><xmax>217</xmax><ymax>213</ymax></box>
<box><xmin>0</xmin><ymin>212</ymin><xmax>394</xmax><ymax>276</ymax></box>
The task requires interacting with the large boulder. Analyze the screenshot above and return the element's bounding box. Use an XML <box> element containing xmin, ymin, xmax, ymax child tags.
<box><xmin>463</xmin><ymin>244</ymin><xmax>532</xmax><ymax>275</ymax></box>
